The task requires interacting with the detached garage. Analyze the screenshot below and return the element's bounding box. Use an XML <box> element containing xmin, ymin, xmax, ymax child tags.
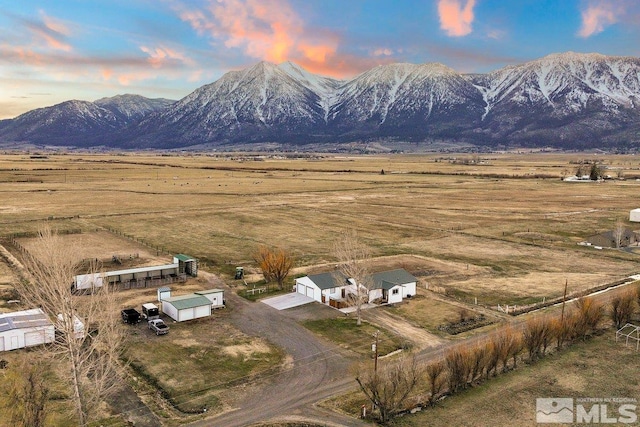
<box><xmin>0</xmin><ymin>308</ymin><xmax>55</xmax><ymax>352</ymax></box>
<box><xmin>161</xmin><ymin>294</ymin><xmax>212</xmax><ymax>322</ymax></box>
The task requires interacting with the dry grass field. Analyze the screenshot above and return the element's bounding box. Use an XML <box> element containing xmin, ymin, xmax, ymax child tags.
<box><xmin>1</xmin><ymin>152</ymin><xmax>640</xmax><ymax>425</ymax></box>
<box><xmin>2</xmin><ymin>152</ymin><xmax>639</xmax><ymax>303</ymax></box>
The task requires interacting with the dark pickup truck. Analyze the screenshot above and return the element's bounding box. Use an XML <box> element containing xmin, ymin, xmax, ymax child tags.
<box><xmin>121</xmin><ymin>308</ymin><xmax>141</xmax><ymax>324</ymax></box>
<box><xmin>148</xmin><ymin>319</ymin><xmax>169</xmax><ymax>335</ymax></box>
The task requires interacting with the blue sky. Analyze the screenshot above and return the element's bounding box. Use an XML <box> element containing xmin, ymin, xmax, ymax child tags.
<box><xmin>1</xmin><ymin>0</ymin><xmax>639</xmax><ymax>118</ymax></box>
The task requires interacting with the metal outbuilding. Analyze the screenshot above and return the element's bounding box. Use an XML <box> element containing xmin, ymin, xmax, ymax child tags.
<box><xmin>194</xmin><ymin>289</ymin><xmax>225</xmax><ymax>308</ymax></box>
<box><xmin>161</xmin><ymin>294</ymin><xmax>212</xmax><ymax>322</ymax></box>
<box><xmin>0</xmin><ymin>308</ymin><xmax>55</xmax><ymax>352</ymax></box>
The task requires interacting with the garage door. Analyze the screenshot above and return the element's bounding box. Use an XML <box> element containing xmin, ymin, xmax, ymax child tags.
<box><xmin>194</xmin><ymin>305</ymin><xmax>210</xmax><ymax>318</ymax></box>
<box><xmin>25</xmin><ymin>331</ymin><xmax>45</xmax><ymax>347</ymax></box>
<box><xmin>305</xmin><ymin>286</ymin><xmax>314</xmax><ymax>298</ymax></box>
<box><xmin>180</xmin><ymin>309</ymin><xmax>195</xmax><ymax>322</ymax></box>
<box><xmin>0</xmin><ymin>337</ymin><xmax>4</xmax><ymax>351</ymax></box>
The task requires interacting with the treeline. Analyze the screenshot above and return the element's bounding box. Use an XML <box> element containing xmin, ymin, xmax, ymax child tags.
<box><xmin>356</xmin><ymin>287</ymin><xmax>640</xmax><ymax>424</ymax></box>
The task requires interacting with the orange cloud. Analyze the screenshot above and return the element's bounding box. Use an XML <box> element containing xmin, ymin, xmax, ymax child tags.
<box><xmin>438</xmin><ymin>0</ymin><xmax>476</xmax><ymax>37</ymax></box>
<box><xmin>176</xmin><ymin>0</ymin><xmax>341</xmax><ymax>69</ymax></box>
<box><xmin>577</xmin><ymin>1</ymin><xmax>622</xmax><ymax>38</ymax></box>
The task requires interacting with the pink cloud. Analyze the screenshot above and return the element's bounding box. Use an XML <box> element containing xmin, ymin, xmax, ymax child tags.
<box><xmin>34</xmin><ymin>12</ymin><xmax>73</xmax><ymax>51</ymax></box>
<box><xmin>438</xmin><ymin>0</ymin><xmax>476</xmax><ymax>37</ymax></box>
<box><xmin>140</xmin><ymin>45</ymin><xmax>192</xmax><ymax>68</ymax></box>
<box><xmin>577</xmin><ymin>1</ymin><xmax>624</xmax><ymax>38</ymax></box>
<box><xmin>175</xmin><ymin>0</ymin><xmax>350</xmax><ymax>74</ymax></box>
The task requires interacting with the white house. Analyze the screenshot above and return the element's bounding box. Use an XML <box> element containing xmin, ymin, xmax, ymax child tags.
<box><xmin>295</xmin><ymin>268</ymin><xmax>417</xmax><ymax>307</ymax></box>
<box><xmin>194</xmin><ymin>289</ymin><xmax>225</xmax><ymax>308</ymax></box>
<box><xmin>368</xmin><ymin>269</ymin><xmax>417</xmax><ymax>304</ymax></box>
<box><xmin>296</xmin><ymin>271</ymin><xmax>352</xmax><ymax>305</ymax></box>
<box><xmin>0</xmin><ymin>308</ymin><xmax>55</xmax><ymax>352</ymax></box>
<box><xmin>161</xmin><ymin>294</ymin><xmax>212</xmax><ymax>322</ymax></box>
<box><xmin>630</xmin><ymin>208</ymin><xmax>640</xmax><ymax>222</ymax></box>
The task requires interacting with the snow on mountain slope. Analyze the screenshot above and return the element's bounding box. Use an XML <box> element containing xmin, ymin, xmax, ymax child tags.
<box><xmin>330</xmin><ymin>62</ymin><xmax>485</xmax><ymax>133</ymax></box>
<box><xmin>474</xmin><ymin>52</ymin><xmax>640</xmax><ymax>118</ymax></box>
<box><xmin>2</xmin><ymin>52</ymin><xmax>640</xmax><ymax>149</ymax></box>
<box><xmin>95</xmin><ymin>94</ymin><xmax>175</xmax><ymax>121</ymax></box>
<box><xmin>129</xmin><ymin>61</ymin><xmax>328</xmax><ymax>147</ymax></box>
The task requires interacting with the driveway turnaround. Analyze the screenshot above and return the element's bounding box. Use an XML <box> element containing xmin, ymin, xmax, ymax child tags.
<box><xmin>262</xmin><ymin>292</ymin><xmax>315</xmax><ymax>310</ymax></box>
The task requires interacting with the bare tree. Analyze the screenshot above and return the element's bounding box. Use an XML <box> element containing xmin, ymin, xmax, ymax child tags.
<box><xmin>354</xmin><ymin>355</ymin><xmax>422</xmax><ymax>424</ymax></box>
<box><xmin>574</xmin><ymin>296</ymin><xmax>604</xmax><ymax>339</ymax></box>
<box><xmin>445</xmin><ymin>346</ymin><xmax>472</xmax><ymax>394</ymax></box>
<box><xmin>611</xmin><ymin>290</ymin><xmax>636</xmax><ymax>329</ymax></box>
<box><xmin>613</xmin><ymin>220</ymin><xmax>626</xmax><ymax>249</ymax></box>
<box><xmin>253</xmin><ymin>245</ymin><xmax>295</xmax><ymax>290</ymax></box>
<box><xmin>334</xmin><ymin>231</ymin><xmax>374</xmax><ymax>326</ymax></box>
<box><xmin>13</xmin><ymin>226</ymin><xmax>125</xmax><ymax>427</ymax></box>
<box><xmin>425</xmin><ymin>360</ymin><xmax>446</xmax><ymax>406</ymax></box>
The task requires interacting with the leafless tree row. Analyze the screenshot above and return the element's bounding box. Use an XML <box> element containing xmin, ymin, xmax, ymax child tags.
<box><xmin>357</xmin><ymin>290</ymin><xmax>640</xmax><ymax>425</ymax></box>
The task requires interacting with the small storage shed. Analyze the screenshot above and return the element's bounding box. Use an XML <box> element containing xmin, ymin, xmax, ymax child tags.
<box><xmin>0</xmin><ymin>308</ymin><xmax>55</xmax><ymax>352</ymax></box>
<box><xmin>173</xmin><ymin>254</ymin><xmax>198</xmax><ymax>277</ymax></box>
<box><xmin>194</xmin><ymin>289</ymin><xmax>225</xmax><ymax>308</ymax></box>
<box><xmin>630</xmin><ymin>209</ymin><xmax>640</xmax><ymax>222</ymax></box>
<box><xmin>157</xmin><ymin>286</ymin><xmax>171</xmax><ymax>302</ymax></box>
<box><xmin>161</xmin><ymin>294</ymin><xmax>212</xmax><ymax>322</ymax></box>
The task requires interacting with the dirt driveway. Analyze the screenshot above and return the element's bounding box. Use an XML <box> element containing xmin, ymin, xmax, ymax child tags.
<box><xmin>189</xmin><ymin>271</ymin><xmax>369</xmax><ymax>427</ymax></box>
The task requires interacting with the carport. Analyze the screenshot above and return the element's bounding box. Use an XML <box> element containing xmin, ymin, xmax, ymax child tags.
<box><xmin>262</xmin><ymin>293</ymin><xmax>315</xmax><ymax>310</ymax></box>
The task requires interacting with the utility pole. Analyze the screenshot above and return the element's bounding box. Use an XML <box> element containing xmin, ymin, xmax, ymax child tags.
<box><xmin>373</xmin><ymin>330</ymin><xmax>379</xmax><ymax>374</ymax></box>
<box><xmin>561</xmin><ymin>279</ymin><xmax>568</xmax><ymax>323</ymax></box>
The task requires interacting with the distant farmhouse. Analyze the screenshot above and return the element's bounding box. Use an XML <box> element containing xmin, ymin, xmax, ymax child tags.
<box><xmin>586</xmin><ymin>229</ymin><xmax>639</xmax><ymax>248</ymax></box>
<box><xmin>295</xmin><ymin>268</ymin><xmax>417</xmax><ymax>309</ymax></box>
<box><xmin>630</xmin><ymin>208</ymin><xmax>640</xmax><ymax>222</ymax></box>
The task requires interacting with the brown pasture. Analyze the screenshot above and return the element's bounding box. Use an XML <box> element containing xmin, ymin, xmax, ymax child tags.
<box><xmin>1</xmin><ymin>153</ymin><xmax>640</xmax><ymax>307</ymax></box>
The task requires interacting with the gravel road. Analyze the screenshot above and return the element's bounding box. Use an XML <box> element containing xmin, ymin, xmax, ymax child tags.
<box><xmin>189</xmin><ymin>272</ymin><xmax>372</xmax><ymax>427</ymax></box>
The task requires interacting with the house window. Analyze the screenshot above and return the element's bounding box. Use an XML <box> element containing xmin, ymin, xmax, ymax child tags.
<box><xmin>392</xmin><ymin>289</ymin><xmax>399</xmax><ymax>295</ymax></box>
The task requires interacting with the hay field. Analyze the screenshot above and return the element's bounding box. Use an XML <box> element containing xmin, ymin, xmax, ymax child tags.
<box><xmin>1</xmin><ymin>152</ymin><xmax>640</xmax><ymax>304</ymax></box>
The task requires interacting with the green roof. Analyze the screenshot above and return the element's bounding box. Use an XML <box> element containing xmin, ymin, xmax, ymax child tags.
<box><xmin>307</xmin><ymin>271</ymin><xmax>348</xmax><ymax>290</ymax></box>
<box><xmin>163</xmin><ymin>294</ymin><xmax>210</xmax><ymax>310</ymax></box>
<box><xmin>174</xmin><ymin>254</ymin><xmax>195</xmax><ymax>262</ymax></box>
<box><xmin>371</xmin><ymin>269</ymin><xmax>417</xmax><ymax>290</ymax></box>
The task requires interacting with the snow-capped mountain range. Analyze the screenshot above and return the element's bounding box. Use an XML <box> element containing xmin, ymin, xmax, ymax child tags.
<box><xmin>2</xmin><ymin>52</ymin><xmax>640</xmax><ymax>150</ymax></box>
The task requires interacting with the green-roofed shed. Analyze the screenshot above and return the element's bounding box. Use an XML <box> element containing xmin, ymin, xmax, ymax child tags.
<box><xmin>173</xmin><ymin>254</ymin><xmax>198</xmax><ymax>277</ymax></box>
<box><xmin>161</xmin><ymin>293</ymin><xmax>211</xmax><ymax>322</ymax></box>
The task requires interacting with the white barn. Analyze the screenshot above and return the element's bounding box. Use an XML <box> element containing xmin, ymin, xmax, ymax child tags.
<box><xmin>630</xmin><ymin>209</ymin><xmax>640</xmax><ymax>222</ymax></box>
<box><xmin>161</xmin><ymin>294</ymin><xmax>212</xmax><ymax>322</ymax></box>
<box><xmin>0</xmin><ymin>308</ymin><xmax>55</xmax><ymax>352</ymax></box>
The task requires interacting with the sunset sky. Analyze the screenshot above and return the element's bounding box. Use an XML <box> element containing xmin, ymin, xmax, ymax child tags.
<box><xmin>2</xmin><ymin>0</ymin><xmax>639</xmax><ymax>118</ymax></box>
